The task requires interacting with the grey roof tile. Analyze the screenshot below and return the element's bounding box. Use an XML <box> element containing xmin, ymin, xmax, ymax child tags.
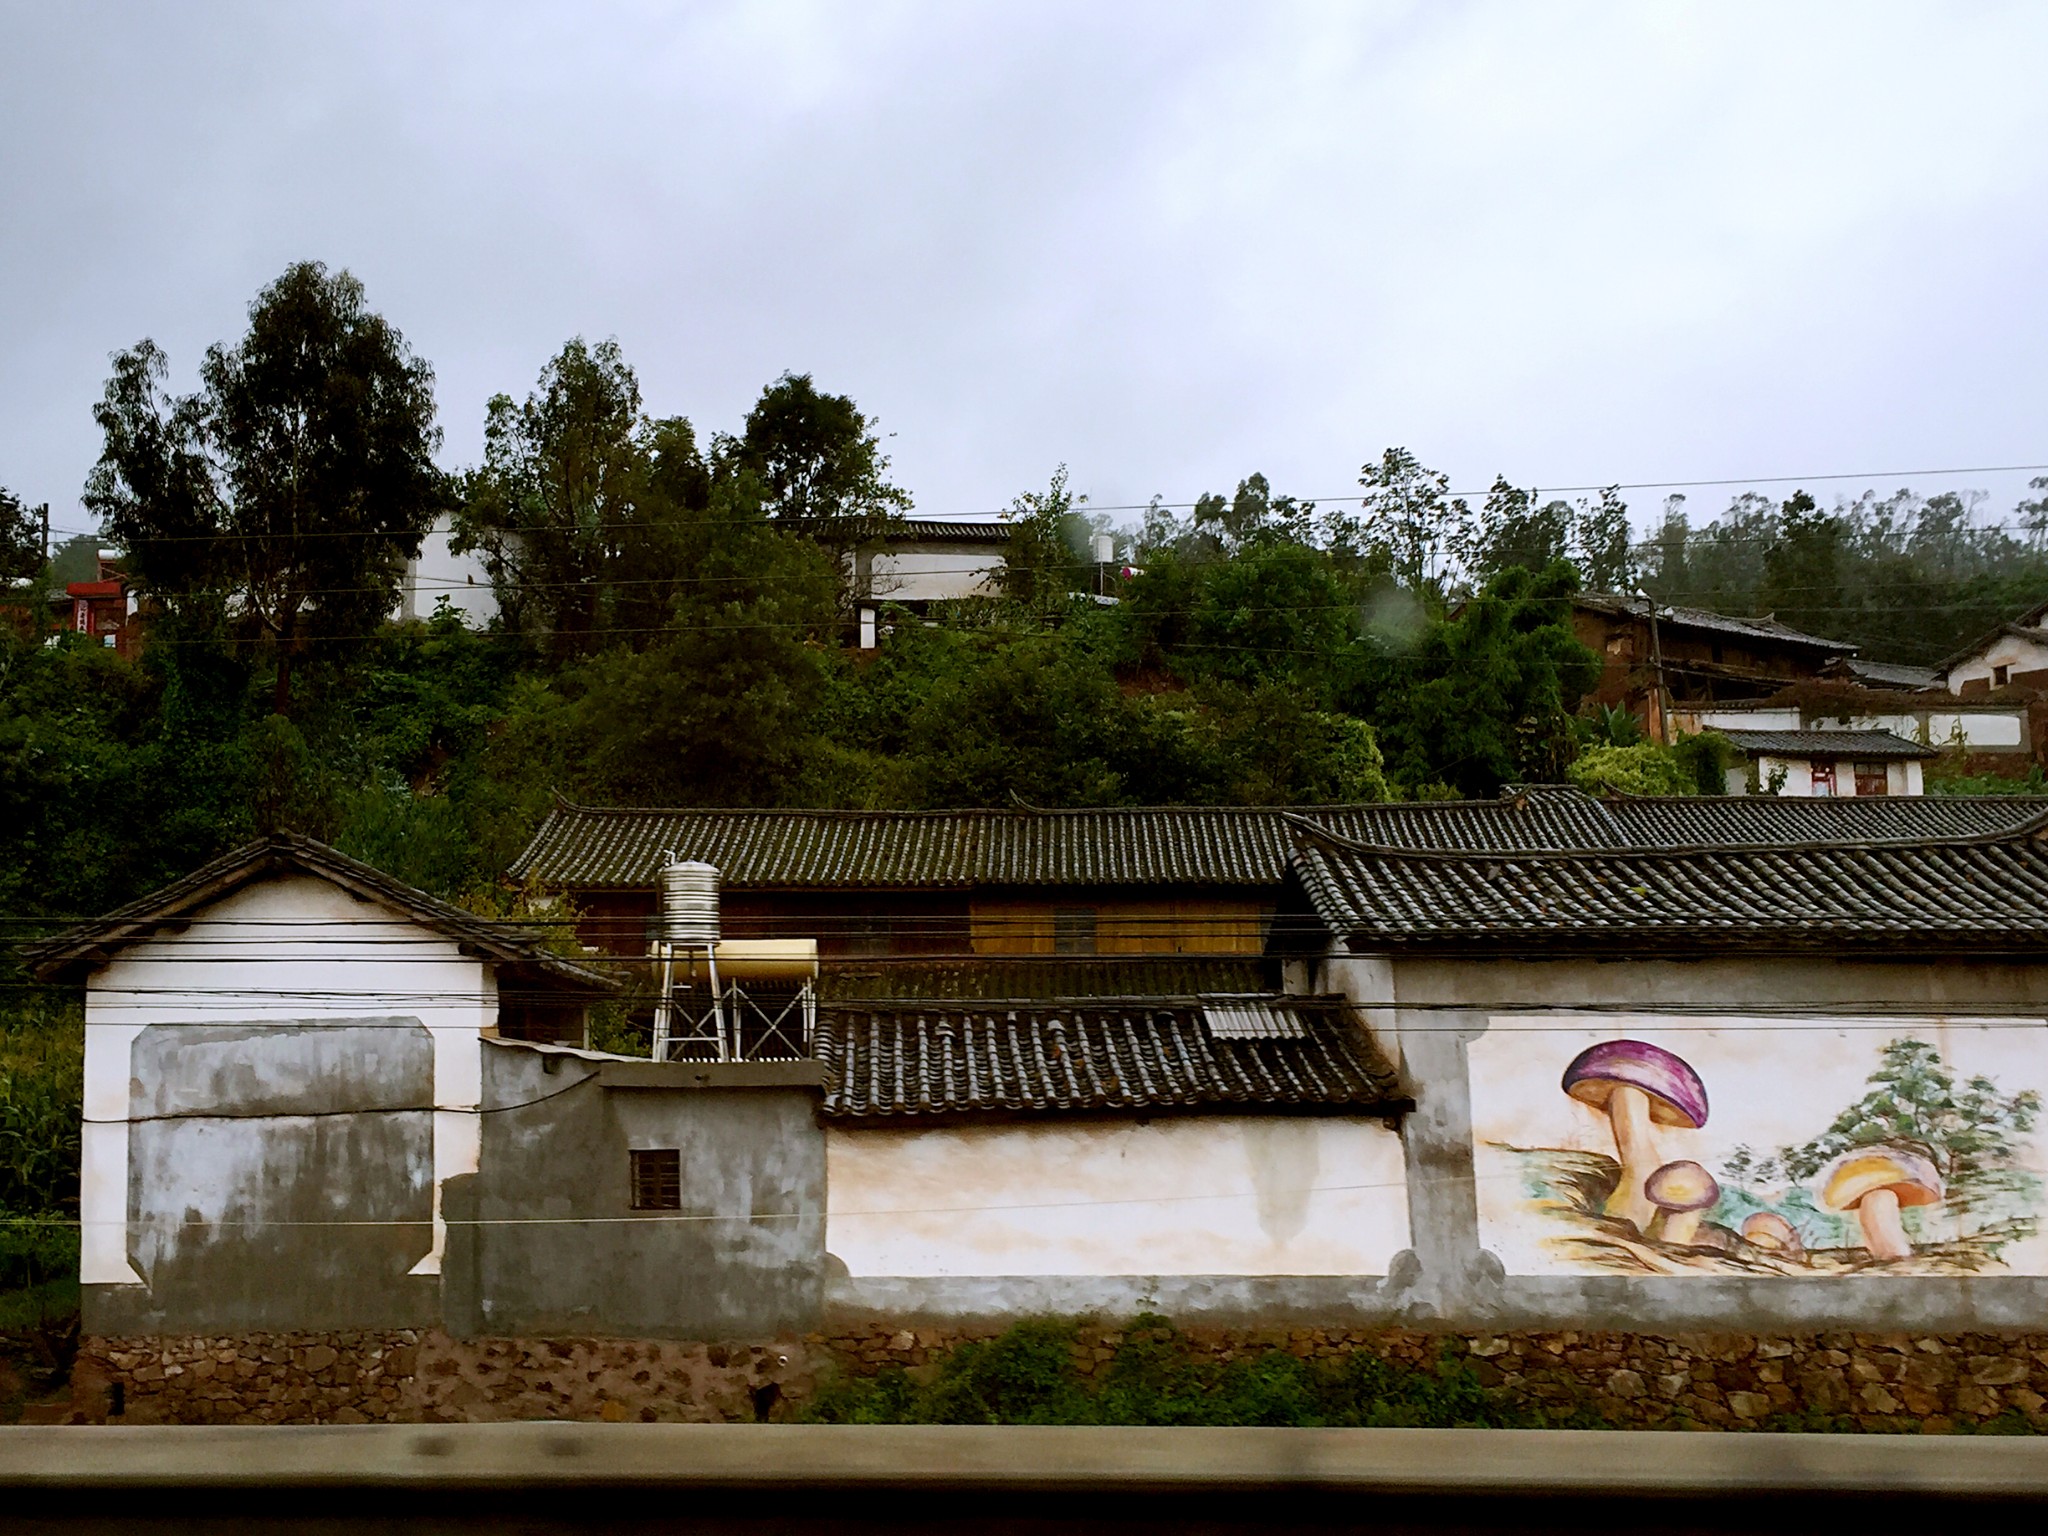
<box><xmin>817</xmin><ymin>995</ymin><xmax>1403</xmax><ymax>1121</ymax></box>
<box><xmin>1283</xmin><ymin>811</ymin><xmax>2048</xmax><ymax>952</ymax></box>
<box><xmin>512</xmin><ymin>790</ymin><xmax>2048</xmax><ymax>890</ymax></box>
<box><xmin>1716</xmin><ymin>728</ymin><xmax>1937</xmax><ymax>759</ymax></box>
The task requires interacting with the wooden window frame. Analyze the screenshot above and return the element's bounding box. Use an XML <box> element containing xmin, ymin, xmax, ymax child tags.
<box><xmin>629</xmin><ymin>1148</ymin><xmax>682</xmax><ymax>1212</ymax></box>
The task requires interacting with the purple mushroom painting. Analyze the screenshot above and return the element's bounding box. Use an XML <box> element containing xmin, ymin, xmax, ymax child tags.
<box><xmin>1561</xmin><ymin>1040</ymin><xmax>1709</xmax><ymax>1234</ymax></box>
<box><xmin>1489</xmin><ymin>1031</ymin><xmax>2041</xmax><ymax>1278</ymax></box>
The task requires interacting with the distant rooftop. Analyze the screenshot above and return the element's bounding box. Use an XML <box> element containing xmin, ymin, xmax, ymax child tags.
<box><xmin>1716</xmin><ymin>728</ymin><xmax>1937</xmax><ymax>761</ymax></box>
<box><xmin>1576</xmin><ymin>592</ymin><xmax>1854</xmax><ymax>654</ymax></box>
<box><xmin>513</xmin><ymin>787</ymin><xmax>2048</xmax><ymax>890</ymax></box>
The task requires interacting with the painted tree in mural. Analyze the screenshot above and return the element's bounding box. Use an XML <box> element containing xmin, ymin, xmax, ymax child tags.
<box><xmin>1778</xmin><ymin>1039</ymin><xmax>2041</xmax><ymax>1230</ymax></box>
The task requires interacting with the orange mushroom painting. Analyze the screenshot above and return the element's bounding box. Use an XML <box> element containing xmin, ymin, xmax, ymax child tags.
<box><xmin>1476</xmin><ymin>1027</ymin><xmax>2044</xmax><ymax>1277</ymax></box>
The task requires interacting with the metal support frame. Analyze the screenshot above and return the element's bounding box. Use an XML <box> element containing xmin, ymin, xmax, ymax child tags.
<box><xmin>651</xmin><ymin>942</ymin><xmax>729</xmax><ymax>1062</ymax></box>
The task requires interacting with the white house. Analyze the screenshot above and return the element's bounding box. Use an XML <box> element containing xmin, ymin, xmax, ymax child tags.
<box><xmin>1939</xmin><ymin>600</ymin><xmax>2048</xmax><ymax>695</ymax></box>
<box><xmin>25</xmin><ymin>837</ymin><xmax>613</xmax><ymax>1332</ymax></box>
<box><xmin>1714</xmin><ymin>727</ymin><xmax>1935</xmax><ymax>796</ymax></box>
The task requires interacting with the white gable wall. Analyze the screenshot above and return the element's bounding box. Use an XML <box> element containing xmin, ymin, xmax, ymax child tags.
<box><xmin>80</xmin><ymin>874</ymin><xmax>495</xmax><ymax>1286</ymax></box>
<box><xmin>1947</xmin><ymin>630</ymin><xmax>2048</xmax><ymax>694</ymax></box>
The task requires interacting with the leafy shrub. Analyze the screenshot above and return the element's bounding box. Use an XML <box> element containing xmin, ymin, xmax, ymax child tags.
<box><xmin>804</xmin><ymin>1316</ymin><xmax>1566</xmax><ymax>1428</ymax></box>
<box><xmin>0</xmin><ymin>1004</ymin><xmax>82</xmax><ymax>1219</ymax></box>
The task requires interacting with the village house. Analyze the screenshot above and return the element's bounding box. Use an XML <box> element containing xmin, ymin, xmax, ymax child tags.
<box><xmin>1674</xmin><ymin>691</ymin><xmax>2046</xmax><ymax>783</ymax></box>
<box><xmin>398</xmin><ymin>516</ymin><xmax>1019</xmax><ymax>634</ymax></box>
<box><xmin>38</xmin><ymin>798</ymin><xmax>2048</xmax><ymax>1353</ymax></box>
<box><xmin>1571</xmin><ymin>591</ymin><xmax>1853</xmax><ymax>739</ymax></box>
<box><xmin>511</xmin><ymin>788</ymin><xmax>2048</xmax><ymax>969</ymax></box>
<box><xmin>54</xmin><ymin>549</ymin><xmax>141</xmax><ymax>659</ymax></box>
<box><xmin>1712</xmin><ymin>726</ymin><xmax>1935</xmax><ymax>796</ymax></box>
<box><xmin>1937</xmin><ymin>599</ymin><xmax>2048</xmax><ymax>696</ymax></box>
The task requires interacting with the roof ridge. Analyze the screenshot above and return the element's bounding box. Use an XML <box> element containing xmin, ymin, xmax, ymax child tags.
<box><xmin>23</xmin><ymin>833</ymin><xmax>616</xmax><ymax>989</ymax></box>
<box><xmin>1286</xmin><ymin>802</ymin><xmax>2048</xmax><ymax>863</ymax></box>
<box><xmin>539</xmin><ymin>792</ymin><xmax>1597</xmax><ymax>819</ymax></box>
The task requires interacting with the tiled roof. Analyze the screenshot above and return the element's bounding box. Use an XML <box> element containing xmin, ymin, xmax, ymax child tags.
<box><xmin>1596</xmin><ymin>792</ymin><xmax>2046</xmax><ymax>845</ymax></box>
<box><xmin>1280</xmin><ymin>812</ymin><xmax>2048</xmax><ymax>954</ymax></box>
<box><xmin>1828</xmin><ymin>657</ymin><xmax>1942</xmax><ymax>691</ymax></box>
<box><xmin>22</xmin><ymin>835</ymin><xmax>618</xmax><ymax>989</ymax></box>
<box><xmin>1717</xmin><ymin>728</ymin><xmax>1936</xmax><ymax>760</ymax></box>
<box><xmin>816</xmin><ymin>995</ymin><xmax>1403</xmax><ymax>1121</ymax></box>
<box><xmin>882</xmin><ymin>519</ymin><xmax>1013</xmax><ymax>546</ymax></box>
<box><xmin>1575</xmin><ymin>592</ymin><xmax>1854</xmax><ymax>653</ymax></box>
<box><xmin>1936</xmin><ymin>621</ymin><xmax>2048</xmax><ymax>675</ymax></box>
<box><xmin>511</xmin><ymin>789</ymin><xmax>2048</xmax><ymax>890</ymax></box>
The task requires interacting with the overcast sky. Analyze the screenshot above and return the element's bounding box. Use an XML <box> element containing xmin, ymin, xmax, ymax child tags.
<box><xmin>4</xmin><ymin>1</ymin><xmax>2045</xmax><ymax>541</ymax></box>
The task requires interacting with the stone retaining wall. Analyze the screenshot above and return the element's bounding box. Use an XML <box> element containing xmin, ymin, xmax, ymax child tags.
<box><xmin>54</xmin><ymin>1326</ymin><xmax>2048</xmax><ymax>1430</ymax></box>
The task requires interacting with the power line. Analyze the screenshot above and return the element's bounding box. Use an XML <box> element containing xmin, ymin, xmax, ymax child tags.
<box><xmin>46</xmin><ymin>460</ymin><xmax>2048</xmax><ymax>544</ymax></box>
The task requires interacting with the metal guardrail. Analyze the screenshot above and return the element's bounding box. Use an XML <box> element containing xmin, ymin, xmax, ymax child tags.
<box><xmin>0</xmin><ymin>1424</ymin><xmax>2045</xmax><ymax>1495</ymax></box>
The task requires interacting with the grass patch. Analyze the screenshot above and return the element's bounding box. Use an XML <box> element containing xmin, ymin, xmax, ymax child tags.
<box><xmin>803</xmin><ymin>1317</ymin><xmax>1591</xmax><ymax>1428</ymax></box>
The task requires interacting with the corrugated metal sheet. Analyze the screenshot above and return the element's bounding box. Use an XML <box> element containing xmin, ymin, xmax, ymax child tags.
<box><xmin>817</xmin><ymin>995</ymin><xmax>1401</xmax><ymax>1120</ymax></box>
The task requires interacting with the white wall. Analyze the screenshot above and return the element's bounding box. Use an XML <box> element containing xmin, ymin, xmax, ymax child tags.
<box><xmin>867</xmin><ymin>549</ymin><xmax>1006</xmax><ymax>603</ymax></box>
<box><xmin>1682</xmin><ymin>706</ymin><xmax>2024</xmax><ymax>751</ymax></box>
<box><xmin>1687</xmin><ymin>707</ymin><xmax>1801</xmax><ymax>732</ymax></box>
<box><xmin>398</xmin><ymin>514</ymin><xmax>497</xmax><ymax>626</ymax></box>
<box><xmin>81</xmin><ymin>875</ymin><xmax>496</xmax><ymax>1286</ymax></box>
<box><xmin>1948</xmin><ymin>631</ymin><xmax>2048</xmax><ymax>694</ymax></box>
<box><xmin>825</xmin><ymin>1116</ymin><xmax>1410</xmax><ymax>1277</ymax></box>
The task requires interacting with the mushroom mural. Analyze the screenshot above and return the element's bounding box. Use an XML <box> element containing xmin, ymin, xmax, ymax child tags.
<box><xmin>1561</xmin><ymin>1040</ymin><xmax>1710</xmax><ymax>1233</ymax></box>
<box><xmin>1816</xmin><ymin>1146</ymin><xmax>1945</xmax><ymax>1262</ymax></box>
<box><xmin>1739</xmin><ymin>1212</ymin><xmax>1805</xmax><ymax>1262</ymax></box>
<box><xmin>1644</xmin><ymin>1161</ymin><xmax>1719</xmax><ymax>1245</ymax></box>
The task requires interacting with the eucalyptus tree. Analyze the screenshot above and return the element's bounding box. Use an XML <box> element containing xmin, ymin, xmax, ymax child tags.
<box><xmin>84</xmin><ymin>261</ymin><xmax>442</xmax><ymax>712</ymax></box>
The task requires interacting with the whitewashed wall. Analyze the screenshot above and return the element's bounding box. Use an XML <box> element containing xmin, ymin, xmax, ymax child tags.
<box><xmin>1682</xmin><ymin>705</ymin><xmax>2025</xmax><ymax>752</ymax></box>
<box><xmin>80</xmin><ymin>875</ymin><xmax>495</xmax><ymax>1287</ymax></box>
<box><xmin>868</xmin><ymin>549</ymin><xmax>1006</xmax><ymax>603</ymax></box>
<box><xmin>1948</xmin><ymin>631</ymin><xmax>2048</xmax><ymax>693</ymax></box>
<box><xmin>825</xmin><ymin>1116</ymin><xmax>1409</xmax><ymax>1277</ymax></box>
<box><xmin>397</xmin><ymin>514</ymin><xmax>497</xmax><ymax>626</ymax></box>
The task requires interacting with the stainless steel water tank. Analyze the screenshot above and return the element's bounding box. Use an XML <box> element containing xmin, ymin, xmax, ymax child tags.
<box><xmin>658</xmin><ymin>860</ymin><xmax>721</xmax><ymax>945</ymax></box>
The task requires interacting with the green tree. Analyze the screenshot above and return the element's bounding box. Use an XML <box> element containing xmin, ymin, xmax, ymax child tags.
<box><xmin>1572</xmin><ymin>487</ymin><xmax>1633</xmax><ymax>592</ymax></box>
<box><xmin>729</xmin><ymin>371</ymin><xmax>910</xmax><ymax>608</ymax></box>
<box><xmin>1351</xmin><ymin>447</ymin><xmax>1472</xmax><ymax>597</ymax></box>
<box><xmin>454</xmin><ymin>337</ymin><xmax>651</xmax><ymax>659</ymax></box>
<box><xmin>1352</xmin><ymin>561</ymin><xmax>1599</xmax><ymax>796</ymax></box>
<box><xmin>1462</xmin><ymin>477</ymin><xmax>1573</xmax><ymax>583</ymax></box>
<box><xmin>0</xmin><ymin>488</ymin><xmax>44</xmax><ymax>582</ymax></box>
<box><xmin>84</xmin><ymin>262</ymin><xmax>443</xmax><ymax>713</ymax></box>
<box><xmin>520</xmin><ymin>473</ymin><xmax>842</xmax><ymax>805</ymax></box>
<box><xmin>998</xmin><ymin>466</ymin><xmax>1089</xmax><ymax>619</ymax></box>
<box><xmin>1781</xmin><ymin>1038</ymin><xmax>2041</xmax><ymax>1229</ymax></box>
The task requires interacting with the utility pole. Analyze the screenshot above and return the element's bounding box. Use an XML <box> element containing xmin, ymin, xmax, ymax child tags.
<box><xmin>1638</xmin><ymin>590</ymin><xmax>1669</xmax><ymax>745</ymax></box>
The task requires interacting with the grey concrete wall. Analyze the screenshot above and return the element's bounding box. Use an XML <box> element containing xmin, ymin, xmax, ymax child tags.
<box><xmin>87</xmin><ymin>1019</ymin><xmax>440</xmax><ymax>1334</ymax></box>
<box><xmin>460</xmin><ymin>1043</ymin><xmax>826</xmax><ymax>1337</ymax></box>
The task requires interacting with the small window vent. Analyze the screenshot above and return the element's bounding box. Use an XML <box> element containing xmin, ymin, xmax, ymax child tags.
<box><xmin>630</xmin><ymin>1149</ymin><xmax>681</xmax><ymax>1211</ymax></box>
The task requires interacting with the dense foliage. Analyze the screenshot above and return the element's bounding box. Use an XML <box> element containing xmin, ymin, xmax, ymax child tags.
<box><xmin>803</xmin><ymin>1316</ymin><xmax>1564</xmax><ymax>1427</ymax></box>
<box><xmin>0</xmin><ymin>262</ymin><xmax>2043</xmax><ymax>947</ymax></box>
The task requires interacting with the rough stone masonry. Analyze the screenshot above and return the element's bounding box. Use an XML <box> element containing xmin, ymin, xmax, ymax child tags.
<box><xmin>44</xmin><ymin>1327</ymin><xmax>2048</xmax><ymax>1430</ymax></box>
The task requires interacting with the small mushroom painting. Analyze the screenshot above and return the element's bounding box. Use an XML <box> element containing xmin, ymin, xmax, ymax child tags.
<box><xmin>1469</xmin><ymin>1016</ymin><xmax>2048</xmax><ymax>1277</ymax></box>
